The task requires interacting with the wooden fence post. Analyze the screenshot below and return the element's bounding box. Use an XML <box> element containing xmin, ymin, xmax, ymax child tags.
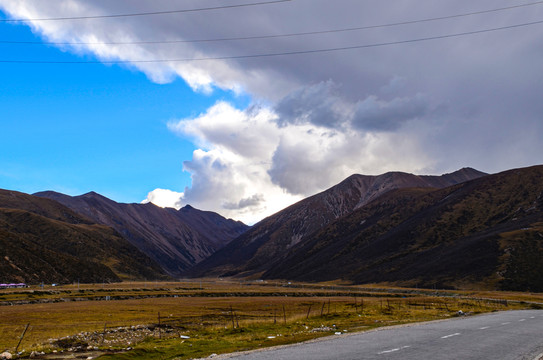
<box><xmin>158</xmin><ymin>312</ymin><xmax>162</xmax><ymax>339</ymax></box>
<box><xmin>306</xmin><ymin>304</ymin><xmax>312</xmax><ymax>319</ymax></box>
<box><xmin>101</xmin><ymin>323</ymin><xmax>107</xmax><ymax>346</ymax></box>
<box><xmin>15</xmin><ymin>323</ymin><xmax>30</xmax><ymax>353</ymax></box>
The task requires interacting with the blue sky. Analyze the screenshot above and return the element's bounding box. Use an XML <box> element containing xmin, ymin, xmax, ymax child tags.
<box><xmin>1</xmin><ymin>1</ymin><xmax>542</xmax><ymax>224</ymax></box>
<box><xmin>0</xmin><ymin>16</ymin><xmax>248</xmax><ymax>203</ymax></box>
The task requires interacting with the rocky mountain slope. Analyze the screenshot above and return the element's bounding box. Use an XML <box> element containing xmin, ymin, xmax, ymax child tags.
<box><xmin>35</xmin><ymin>191</ymin><xmax>249</xmax><ymax>276</ymax></box>
<box><xmin>0</xmin><ymin>190</ymin><xmax>166</xmax><ymax>283</ymax></box>
<box><xmin>263</xmin><ymin>165</ymin><xmax>543</xmax><ymax>291</ymax></box>
<box><xmin>189</xmin><ymin>167</ymin><xmax>486</xmax><ymax>278</ymax></box>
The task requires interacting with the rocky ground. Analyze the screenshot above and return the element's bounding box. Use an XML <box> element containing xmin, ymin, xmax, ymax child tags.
<box><xmin>11</xmin><ymin>324</ymin><xmax>187</xmax><ymax>359</ymax></box>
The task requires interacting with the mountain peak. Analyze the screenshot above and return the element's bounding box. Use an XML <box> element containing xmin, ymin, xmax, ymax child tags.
<box><xmin>36</xmin><ymin>189</ymin><xmax>249</xmax><ymax>276</ymax></box>
<box><xmin>191</xmin><ymin>165</ymin><xmax>488</xmax><ymax>278</ymax></box>
<box><xmin>80</xmin><ymin>191</ymin><xmax>106</xmax><ymax>199</ymax></box>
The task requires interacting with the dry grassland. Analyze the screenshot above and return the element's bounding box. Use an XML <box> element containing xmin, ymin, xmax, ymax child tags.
<box><xmin>0</xmin><ymin>280</ymin><xmax>539</xmax><ymax>359</ymax></box>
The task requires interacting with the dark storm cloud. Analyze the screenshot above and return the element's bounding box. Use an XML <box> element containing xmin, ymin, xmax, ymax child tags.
<box><xmin>223</xmin><ymin>193</ymin><xmax>265</xmax><ymax>210</ymax></box>
<box><xmin>274</xmin><ymin>80</ymin><xmax>350</xmax><ymax>128</ymax></box>
<box><xmin>351</xmin><ymin>94</ymin><xmax>430</xmax><ymax>131</ymax></box>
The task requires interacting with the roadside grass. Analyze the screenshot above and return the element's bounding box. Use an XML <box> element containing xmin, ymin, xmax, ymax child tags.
<box><xmin>0</xmin><ymin>280</ymin><xmax>536</xmax><ymax>359</ymax></box>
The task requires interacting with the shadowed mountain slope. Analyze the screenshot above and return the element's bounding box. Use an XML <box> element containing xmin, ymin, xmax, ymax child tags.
<box><xmin>189</xmin><ymin>167</ymin><xmax>486</xmax><ymax>278</ymax></box>
<box><xmin>0</xmin><ymin>190</ymin><xmax>166</xmax><ymax>283</ymax></box>
<box><xmin>35</xmin><ymin>191</ymin><xmax>249</xmax><ymax>276</ymax></box>
<box><xmin>262</xmin><ymin>165</ymin><xmax>543</xmax><ymax>291</ymax></box>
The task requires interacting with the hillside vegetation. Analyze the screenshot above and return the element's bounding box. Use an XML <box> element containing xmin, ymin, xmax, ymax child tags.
<box><xmin>190</xmin><ymin>168</ymin><xmax>485</xmax><ymax>278</ymax></box>
<box><xmin>0</xmin><ymin>190</ymin><xmax>166</xmax><ymax>283</ymax></box>
<box><xmin>265</xmin><ymin>166</ymin><xmax>543</xmax><ymax>291</ymax></box>
<box><xmin>35</xmin><ymin>191</ymin><xmax>249</xmax><ymax>276</ymax></box>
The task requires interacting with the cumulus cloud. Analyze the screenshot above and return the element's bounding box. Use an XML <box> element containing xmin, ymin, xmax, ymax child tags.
<box><xmin>267</xmin><ymin>116</ymin><xmax>430</xmax><ymax>195</ymax></box>
<box><xmin>150</xmin><ymin>94</ymin><xmax>431</xmax><ymax>221</ymax></box>
<box><xmin>162</xmin><ymin>102</ymin><xmax>304</xmax><ymax>224</ymax></box>
<box><xmin>143</xmin><ymin>188</ymin><xmax>184</xmax><ymax>209</ymax></box>
<box><xmin>4</xmin><ymin>0</ymin><xmax>543</xmax><ymax>222</ymax></box>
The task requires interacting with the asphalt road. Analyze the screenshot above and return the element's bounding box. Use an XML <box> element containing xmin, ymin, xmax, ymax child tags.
<box><xmin>221</xmin><ymin>310</ymin><xmax>543</xmax><ymax>360</ymax></box>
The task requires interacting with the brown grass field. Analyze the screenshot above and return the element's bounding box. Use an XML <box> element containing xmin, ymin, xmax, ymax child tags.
<box><xmin>1</xmin><ymin>280</ymin><xmax>541</xmax><ymax>359</ymax></box>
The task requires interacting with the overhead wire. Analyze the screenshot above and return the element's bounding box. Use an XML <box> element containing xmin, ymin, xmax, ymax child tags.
<box><xmin>1</xmin><ymin>0</ymin><xmax>542</xmax><ymax>45</ymax></box>
<box><xmin>1</xmin><ymin>19</ymin><xmax>543</xmax><ymax>64</ymax></box>
<box><xmin>0</xmin><ymin>0</ymin><xmax>291</xmax><ymax>22</ymax></box>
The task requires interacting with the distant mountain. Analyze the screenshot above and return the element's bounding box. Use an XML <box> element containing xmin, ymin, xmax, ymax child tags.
<box><xmin>263</xmin><ymin>165</ymin><xmax>543</xmax><ymax>291</ymax></box>
<box><xmin>35</xmin><ymin>191</ymin><xmax>249</xmax><ymax>276</ymax></box>
<box><xmin>0</xmin><ymin>190</ymin><xmax>166</xmax><ymax>283</ymax></box>
<box><xmin>189</xmin><ymin>167</ymin><xmax>487</xmax><ymax>278</ymax></box>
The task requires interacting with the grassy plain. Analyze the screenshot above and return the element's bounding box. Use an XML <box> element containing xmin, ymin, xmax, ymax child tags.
<box><xmin>0</xmin><ymin>280</ymin><xmax>541</xmax><ymax>359</ymax></box>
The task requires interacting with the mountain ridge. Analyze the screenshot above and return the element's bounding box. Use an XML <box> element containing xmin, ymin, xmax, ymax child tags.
<box><xmin>262</xmin><ymin>165</ymin><xmax>543</xmax><ymax>291</ymax></box>
<box><xmin>34</xmin><ymin>190</ymin><xmax>249</xmax><ymax>276</ymax></box>
<box><xmin>188</xmin><ymin>167</ymin><xmax>487</xmax><ymax>278</ymax></box>
<box><xmin>0</xmin><ymin>189</ymin><xmax>167</xmax><ymax>283</ymax></box>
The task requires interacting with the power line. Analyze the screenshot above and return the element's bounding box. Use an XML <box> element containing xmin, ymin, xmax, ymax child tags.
<box><xmin>0</xmin><ymin>0</ymin><xmax>291</xmax><ymax>22</ymax></box>
<box><xmin>1</xmin><ymin>0</ymin><xmax>542</xmax><ymax>45</ymax></box>
<box><xmin>1</xmin><ymin>19</ymin><xmax>542</xmax><ymax>64</ymax></box>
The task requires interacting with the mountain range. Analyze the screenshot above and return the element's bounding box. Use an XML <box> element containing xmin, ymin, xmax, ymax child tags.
<box><xmin>34</xmin><ymin>191</ymin><xmax>248</xmax><ymax>276</ymax></box>
<box><xmin>2</xmin><ymin>165</ymin><xmax>542</xmax><ymax>291</ymax></box>
<box><xmin>188</xmin><ymin>167</ymin><xmax>487</xmax><ymax>277</ymax></box>
<box><xmin>191</xmin><ymin>165</ymin><xmax>543</xmax><ymax>291</ymax></box>
<box><xmin>0</xmin><ymin>189</ymin><xmax>247</xmax><ymax>283</ymax></box>
<box><xmin>0</xmin><ymin>189</ymin><xmax>165</xmax><ymax>283</ymax></box>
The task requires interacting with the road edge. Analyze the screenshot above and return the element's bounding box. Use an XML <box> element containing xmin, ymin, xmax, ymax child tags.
<box><xmin>196</xmin><ymin>310</ymin><xmax>534</xmax><ymax>359</ymax></box>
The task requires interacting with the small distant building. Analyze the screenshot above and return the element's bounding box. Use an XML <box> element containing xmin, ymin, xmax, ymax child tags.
<box><xmin>0</xmin><ymin>283</ymin><xmax>27</xmax><ymax>289</ymax></box>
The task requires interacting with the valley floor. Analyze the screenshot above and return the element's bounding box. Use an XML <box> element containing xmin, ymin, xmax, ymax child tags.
<box><xmin>1</xmin><ymin>280</ymin><xmax>541</xmax><ymax>360</ymax></box>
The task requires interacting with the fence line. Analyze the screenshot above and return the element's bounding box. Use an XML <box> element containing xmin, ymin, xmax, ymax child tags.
<box><xmin>0</xmin><ymin>296</ymin><xmax>511</xmax><ymax>353</ymax></box>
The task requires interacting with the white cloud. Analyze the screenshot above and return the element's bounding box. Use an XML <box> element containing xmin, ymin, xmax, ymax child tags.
<box><xmin>155</xmin><ymin>102</ymin><xmax>302</xmax><ymax>224</ymax></box>
<box><xmin>146</xmin><ymin>95</ymin><xmax>430</xmax><ymax>222</ymax></box>
<box><xmin>143</xmin><ymin>188</ymin><xmax>184</xmax><ymax>209</ymax></box>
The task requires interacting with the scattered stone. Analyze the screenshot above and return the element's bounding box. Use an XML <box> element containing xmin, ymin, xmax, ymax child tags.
<box><xmin>0</xmin><ymin>352</ymin><xmax>12</xmax><ymax>360</ymax></box>
<box><xmin>311</xmin><ymin>326</ymin><xmax>333</xmax><ymax>332</ymax></box>
<box><xmin>48</xmin><ymin>323</ymin><xmax>182</xmax><ymax>351</ymax></box>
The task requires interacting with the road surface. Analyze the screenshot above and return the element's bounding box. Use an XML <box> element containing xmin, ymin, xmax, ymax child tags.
<box><xmin>220</xmin><ymin>310</ymin><xmax>543</xmax><ymax>360</ymax></box>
